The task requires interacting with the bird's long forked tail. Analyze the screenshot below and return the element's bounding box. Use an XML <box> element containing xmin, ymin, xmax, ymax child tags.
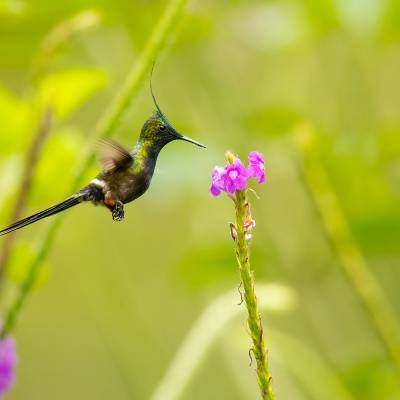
<box><xmin>0</xmin><ymin>192</ymin><xmax>85</xmax><ymax>237</ymax></box>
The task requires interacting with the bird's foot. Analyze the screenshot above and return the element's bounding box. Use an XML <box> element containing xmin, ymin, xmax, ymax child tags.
<box><xmin>112</xmin><ymin>201</ymin><xmax>125</xmax><ymax>222</ymax></box>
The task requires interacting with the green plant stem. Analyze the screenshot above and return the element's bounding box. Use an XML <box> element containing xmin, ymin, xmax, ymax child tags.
<box><xmin>234</xmin><ymin>190</ymin><xmax>275</xmax><ymax>400</ymax></box>
<box><xmin>0</xmin><ymin>106</ymin><xmax>53</xmax><ymax>282</ymax></box>
<box><xmin>0</xmin><ymin>9</ymin><xmax>99</xmax><ymax>284</ymax></box>
<box><xmin>0</xmin><ymin>11</ymin><xmax>101</xmax><ymax>286</ymax></box>
<box><xmin>1</xmin><ymin>0</ymin><xmax>189</xmax><ymax>337</ymax></box>
<box><xmin>294</xmin><ymin>125</ymin><xmax>400</xmax><ymax>372</ymax></box>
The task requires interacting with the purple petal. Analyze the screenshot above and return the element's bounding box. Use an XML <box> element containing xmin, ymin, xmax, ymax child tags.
<box><xmin>0</xmin><ymin>337</ymin><xmax>17</xmax><ymax>396</ymax></box>
<box><xmin>248</xmin><ymin>151</ymin><xmax>263</xmax><ymax>163</ymax></box>
<box><xmin>209</xmin><ymin>183</ymin><xmax>221</xmax><ymax>196</ymax></box>
<box><xmin>210</xmin><ymin>166</ymin><xmax>226</xmax><ymax>196</ymax></box>
<box><xmin>248</xmin><ymin>151</ymin><xmax>265</xmax><ymax>184</ymax></box>
<box><xmin>223</xmin><ymin>159</ymin><xmax>250</xmax><ymax>193</ymax></box>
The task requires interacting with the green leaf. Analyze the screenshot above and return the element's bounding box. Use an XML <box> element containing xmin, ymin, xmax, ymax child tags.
<box><xmin>38</xmin><ymin>68</ymin><xmax>107</xmax><ymax>119</ymax></box>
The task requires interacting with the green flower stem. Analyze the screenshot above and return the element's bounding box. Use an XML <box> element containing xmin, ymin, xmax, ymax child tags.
<box><xmin>234</xmin><ymin>189</ymin><xmax>275</xmax><ymax>400</ymax></box>
<box><xmin>294</xmin><ymin>124</ymin><xmax>400</xmax><ymax>372</ymax></box>
<box><xmin>1</xmin><ymin>0</ymin><xmax>189</xmax><ymax>337</ymax></box>
<box><xmin>151</xmin><ymin>285</ymin><xmax>354</xmax><ymax>400</ymax></box>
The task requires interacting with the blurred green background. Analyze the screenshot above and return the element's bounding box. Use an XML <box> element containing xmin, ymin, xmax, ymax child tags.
<box><xmin>1</xmin><ymin>0</ymin><xmax>400</xmax><ymax>399</ymax></box>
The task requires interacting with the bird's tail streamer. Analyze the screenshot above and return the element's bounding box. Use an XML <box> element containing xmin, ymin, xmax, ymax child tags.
<box><xmin>0</xmin><ymin>192</ymin><xmax>87</xmax><ymax>237</ymax></box>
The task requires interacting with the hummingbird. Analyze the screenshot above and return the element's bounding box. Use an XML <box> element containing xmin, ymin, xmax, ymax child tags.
<box><xmin>0</xmin><ymin>91</ymin><xmax>205</xmax><ymax>237</ymax></box>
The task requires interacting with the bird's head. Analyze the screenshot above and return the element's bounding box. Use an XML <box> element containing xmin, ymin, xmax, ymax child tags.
<box><xmin>139</xmin><ymin>87</ymin><xmax>206</xmax><ymax>150</ymax></box>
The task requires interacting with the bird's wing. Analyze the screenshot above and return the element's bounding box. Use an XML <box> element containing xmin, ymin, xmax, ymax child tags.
<box><xmin>96</xmin><ymin>138</ymin><xmax>133</xmax><ymax>172</ymax></box>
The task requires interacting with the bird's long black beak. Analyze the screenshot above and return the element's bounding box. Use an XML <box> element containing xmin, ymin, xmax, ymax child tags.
<box><xmin>149</xmin><ymin>76</ymin><xmax>206</xmax><ymax>149</ymax></box>
<box><xmin>178</xmin><ymin>134</ymin><xmax>206</xmax><ymax>148</ymax></box>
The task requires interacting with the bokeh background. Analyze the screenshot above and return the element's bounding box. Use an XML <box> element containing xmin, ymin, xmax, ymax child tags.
<box><xmin>0</xmin><ymin>0</ymin><xmax>400</xmax><ymax>399</ymax></box>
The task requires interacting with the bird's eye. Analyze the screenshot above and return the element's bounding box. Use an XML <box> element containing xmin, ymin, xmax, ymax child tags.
<box><xmin>159</xmin><ymin>124</ymin><xmax>166</xmax><ymax>131</ymax></box>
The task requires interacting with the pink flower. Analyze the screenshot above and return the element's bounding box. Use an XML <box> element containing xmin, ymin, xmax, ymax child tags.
<box><xmin>248</xmin><ymin>151</ymin><xmax>265</xmax><ymax>184</ymax></box>
<box><xmin>224</xmin><ymin>159</ymin><xmax>250</xmax><ymax>193</ymax></box>
<box><xmin>0</xmin><ymin>337</ymin><xmax>17</xmax><ymax>397</ymax></box>
<box><xmin>209</xmin><ymin>151</ymin><xmax>265</xmax><ymax>196</ymax></box>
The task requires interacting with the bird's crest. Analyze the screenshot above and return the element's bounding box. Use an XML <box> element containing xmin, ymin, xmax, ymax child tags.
<box><xmin>150</xmin><ymin>63</ymin><xmax>173</xmax><ymax>128</ymax></box>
